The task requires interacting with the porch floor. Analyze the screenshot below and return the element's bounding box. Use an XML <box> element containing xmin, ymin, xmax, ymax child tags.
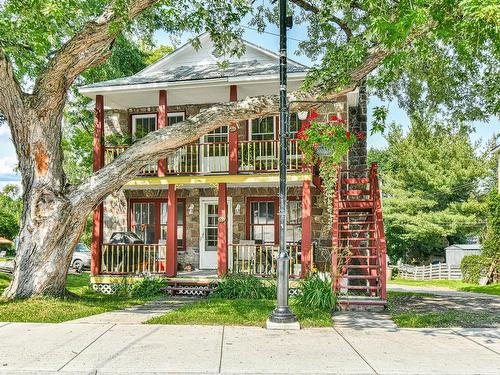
<box><xmin>176</xmin><ymin>269</ymin><xmax>218</xmax><ymax>279</ymax></box>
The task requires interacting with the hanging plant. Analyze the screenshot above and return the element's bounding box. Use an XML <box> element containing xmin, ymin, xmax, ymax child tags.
<box><xmin>296</xmin><ymin>112</ymin><xmax>364</xmax><ymax>227</ymax></box>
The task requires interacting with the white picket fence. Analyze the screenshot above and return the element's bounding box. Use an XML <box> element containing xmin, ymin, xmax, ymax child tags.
<box><xmin>398</xmin><ymin>263</ymin><xmax>463</xmax><ymax>280</ymax></box>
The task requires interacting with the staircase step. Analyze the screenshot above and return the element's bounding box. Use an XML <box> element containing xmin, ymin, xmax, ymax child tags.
<box><xmin>337</xmin><ymin>275</ymin><xmax>380</xmax><ymax>279</ymax></box>
<box><xmin>342</xmin><ymin>285</ymin><xmax>381</xmax><ymax>290</ymax></box>
<box><xmin>339</xmin><ymin>201</ymin><xmax>373</xmax><ymax>209</ymax></box>
<box><xmin>339</xmin><ymin>255</ymin><xmax>379</xmax><ymax>259</ymax></box>
<box><xmin>344</xmin><ymin>265</ymin><xmax>380</xmax><ymax>269</ymax></box>
<box><xmin>341</xmin><ymin>237</ymin><xmax>376</xmax><ymax>241</ymax></box>
<box><xmin>342</xmin><ymin>178</ymin><xmax>370</xmax><ymax>184</ymax></box>
<box><xmin>339</xmin><ymin>229</ymin><xmax>375</xmax><ymax>233</ymax></box>
<box><xmin>338</xmin><ymin>214</ymin><xmax>373</xmax><ymax>218</ymax></box>
<box><xmin>340</xmin><ymin>221</ymin><xmax>375</xmax><ymax>225</ymax></box>
<box><xmin>341</xmin><ymin>190</ymin><xmax>371</xmax><ymax>196</ymax></box>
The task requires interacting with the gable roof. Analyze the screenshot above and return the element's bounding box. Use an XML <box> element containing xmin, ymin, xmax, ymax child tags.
<box><xmin>81</xmin><ymin>33</ymin><xmax>308</xmax><ymax>92</ymax></box>
<box><xmin>445</xmin><ymin>244</ymin><xmax>482</xmax><ymax>251</ymax></box>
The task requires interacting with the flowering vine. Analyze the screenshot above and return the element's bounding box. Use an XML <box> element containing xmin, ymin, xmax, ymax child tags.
<box><xmin>296</xmin><ymin>112</ymin><xmax>364</xmax><ymax>229</ymax></box>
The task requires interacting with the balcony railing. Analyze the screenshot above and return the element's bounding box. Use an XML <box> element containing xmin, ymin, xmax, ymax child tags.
<box><xmin>104</xmin><ymin>139</ymin><xmax>303</xmax><ymax>176</ymax></box>
<box><xmin>101</xmin><ymin>244</ymin><xmax>166</xmax><ymax>274</ymax></box>
<box><xmin>228</xmin><ymin>244</ymin><xmax>304</xmax><ymax>278</ymax></box>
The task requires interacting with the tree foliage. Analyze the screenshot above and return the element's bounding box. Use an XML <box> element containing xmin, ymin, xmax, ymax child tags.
<box><xmin>369</xmin><ymin>118</ymin><xmax>488</xmax><ymax>263</ymax></box>
<box><xmin>0</xmin><ymin>185</ymin><xmax>22</xmax><ymax>240</ymax></box>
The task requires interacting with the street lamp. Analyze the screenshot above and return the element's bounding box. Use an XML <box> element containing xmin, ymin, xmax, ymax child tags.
<box><xmin>267</xmin><ymin>0</ymin><xmax>299</xmax><ymax>329</ymax></box>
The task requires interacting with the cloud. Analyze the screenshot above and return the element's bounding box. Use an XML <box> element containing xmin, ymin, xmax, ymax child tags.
<box><xmin>0</xmin><ymin>155</ymin><xmax>19</xmax><ymax>182</ymax></box>
<box><xmin>0</xmin><ymin>125</ymin><xmax>11</xmax><ymax>138</ymax></box>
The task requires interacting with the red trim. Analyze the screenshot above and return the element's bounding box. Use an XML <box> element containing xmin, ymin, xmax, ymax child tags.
<box><xmin>229</xmin><ymin>85</ymin><xmax>238</xmax><ymax>174</ymax></box>
<box><xmin>217</xmin><ymin>183</ymin><xmax>228</xmax><ymax>276</ymax></box>
<box><xmin>91</xmin><ymin>95</ymin><xmax>104</xmax><ymax>275</ymax></box>
<box><xmin>158</xmin><ymin>90</ymin><xmax>167</xmax><ymax>176</ymax></box>
<box><xmin>166</xmin><ymin>184</ymin><xmax>177</xmax><ymax>276</ymax></box>
<box><xmin>301</xmin><ymin>180</ymin><xmax>312</xmax><ymax>277</ymax></box>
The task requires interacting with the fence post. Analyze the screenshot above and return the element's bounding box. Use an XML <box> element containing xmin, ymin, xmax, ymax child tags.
<box><xmin>438</xmin><ymin>263</ymin><xmax>442</xmax><ymax>279</ymax></box>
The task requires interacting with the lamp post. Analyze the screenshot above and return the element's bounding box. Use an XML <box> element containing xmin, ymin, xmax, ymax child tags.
<box><xmin>267</xmin><ymin>0</ymin><xmax>298</xmax><ymax>328</ymax></box>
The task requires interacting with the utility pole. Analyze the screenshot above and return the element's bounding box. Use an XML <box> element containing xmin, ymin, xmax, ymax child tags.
<box><xmin>267</xmin><ymin>0</ymin><xmax>298</xmax><ymax>329</ymax></box>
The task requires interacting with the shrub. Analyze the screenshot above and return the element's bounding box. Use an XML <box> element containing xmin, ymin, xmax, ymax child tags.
<box><xmin>483</xmin><ymin>192</ymin><xmax>500</xmax><ymax>260</ymax></box>
<box><xmin>461</xmin><ymin>255</ymin><xmax>490</xmax><ymax>284</ymax></box>
<box><xmin>295</xmin><ymin>273</ymin><xmax>335</xmax><ymax>311</ymax></box>
<box><xmin>212</xmin><ymin>274</ymin><xmax>276</xmax><ymax>299</ymax></box>
<box><xmin>114</xmin><ymin>276</ymin><xmax>165</xmax><ymax>298</ymax></box>
<box><xmin>391</xmin><ymin>267</ymin><xmax>400</xmax><ymax>279</ymax></box>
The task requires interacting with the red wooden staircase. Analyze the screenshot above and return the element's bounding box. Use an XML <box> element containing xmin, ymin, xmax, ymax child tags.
<box><xmin>332</xmin><ymin>163</ymin><xmax>387</xmax><ymax>310</ymax></box>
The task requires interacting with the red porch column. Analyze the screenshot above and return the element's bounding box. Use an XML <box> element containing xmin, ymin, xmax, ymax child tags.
<box><xmin>301</xmin><ymin>180</ymin><xmax>312</xmax><ymax>277</ymax></box>
<box><xmin>91</xmin><ymin>95</ymin><xmax>104</xmax><ymax>276</ymax></box>
<box><xmin>217</xmin><ymin>183</ymin><xmax>228</xmax><ymax>276</ymax></box>
<box><xmin>228</xmin><ymin>85</ymin><xmax>238</xmax><ymax>174</ymax></box>
<box><xmin>166</xmin><ymin>184</ymin><xmax>177</xmax><ymax>276</ymax></box>
<box><xmin>157</xmin><ymin>90</ymin><xmax>167</xmax><ymax>176</ymax></box>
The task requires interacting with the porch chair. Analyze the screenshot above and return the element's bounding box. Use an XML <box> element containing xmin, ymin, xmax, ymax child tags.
<box><xmin>235</xmin><ymin>240</ymin><xmax>255</xmax><ymax>274</ymax></box>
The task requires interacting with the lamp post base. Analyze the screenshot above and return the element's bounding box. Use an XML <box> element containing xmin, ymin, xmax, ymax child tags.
<box><xmin>266</xmin><ymin>317</ymin><xmax>300</xmax><ymax>330</ymax></box>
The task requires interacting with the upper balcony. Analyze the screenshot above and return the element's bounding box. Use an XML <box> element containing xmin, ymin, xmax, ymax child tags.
<box><xmin>104</xmin><ymin>137</ymin><xmax>305</xmax><ymax>177</ymax></box>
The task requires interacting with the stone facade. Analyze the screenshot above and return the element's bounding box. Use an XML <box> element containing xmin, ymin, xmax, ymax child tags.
<box><xmin>100</xmin><ymin>94</ymin><xmax>367</xmax><ymax>270</ymax></box>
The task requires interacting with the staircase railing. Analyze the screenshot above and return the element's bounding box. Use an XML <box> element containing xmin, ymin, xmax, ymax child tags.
<box><xmin>370</xmin><ymin>162</ymin><xmax>387</xmax><ymax>300</ymax></box>
<box><xmin>331</xmin><ymin>166</ymin><xmax>342</xmax><ymax>292</ymax></box>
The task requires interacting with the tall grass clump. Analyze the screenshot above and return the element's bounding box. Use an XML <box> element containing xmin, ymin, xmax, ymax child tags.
<box><xmin>296</xmin><ymin>273</ymin><xmax>335</xmax><ymax>310</ymax></box>
<box><xmin>212</xmin><ymin>274</ymin><xmax>276</xmax><ymax>299</ymax></box>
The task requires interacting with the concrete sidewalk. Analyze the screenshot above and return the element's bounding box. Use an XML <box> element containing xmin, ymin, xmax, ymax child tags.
<box><xmin>0</xmin><ymin>322</ymin><xmax>498</xmax><ymax>374</ymax></box>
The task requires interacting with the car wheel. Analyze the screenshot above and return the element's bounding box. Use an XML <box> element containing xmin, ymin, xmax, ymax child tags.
<box><xmin>73</xmin><ymin>259</ymin><xmax>84</xmax><ymax>273</ymax></box>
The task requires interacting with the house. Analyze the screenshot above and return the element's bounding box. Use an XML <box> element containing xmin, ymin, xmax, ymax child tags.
<box><xmin>80</xmin><ymin>34</ymin><xmax>387</xmax><ymax>306</ymax></box>
<box><xmin>445</xmin><ymin>244</ymin><xmax>482</xmax><ymax>266</ymax></box>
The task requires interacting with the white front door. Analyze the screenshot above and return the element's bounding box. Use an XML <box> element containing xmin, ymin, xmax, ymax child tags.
<box><xmin>199</xmin><ymin>197</ymin><xmax>233</xmax><ymax>269</ymax></box>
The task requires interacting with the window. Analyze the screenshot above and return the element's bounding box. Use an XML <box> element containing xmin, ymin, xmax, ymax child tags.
<box><xmin>202</xmin><ymin>126</ymin><xmax>228</xmax><ymax>143</ymax></box>
<box><xmin>131</xmin><ymin>202</ymin><xmax>156</xmax><ymax>244</ymax></box>
<box><xmin>249</xmin><ymin>200</ymin><xmax>276</xmax><ymax>244</ymax></box>
<box><xmin>286</xmin><ymin>200</ymin><xmax>302</xmax><ymax>244</ymax></box>
<box><xmin>204</xmin><ymin>204</ymin><xmax>219</xmax><ymax>250</ymax></box>
<box><xmin>132</xmin><ymin>114</ymin><xmax>157</xmax><ymax>140</ymax></box>
<box><xmin>130</xmin><ymin>199</ymin><xmax>186</xmax><ymax>250</ymax></box>
<box><xmin>160</xmin><ymin>200</ymin><xmax>186</xmax><ymax>251</ymax></box>
<box><xmin>289</xmin><ymin>113</ymin><xmax>300</xmax><ymax>138</ymax></box>
<box><xmin>168</xmin><ymin>112</ymin><xmax>185</xmax><ymax>126</ymax></box>
<box><xmin>249</xmin><ymin>117</ymin><xmax>275</xmax><ymax>140</ymax></box>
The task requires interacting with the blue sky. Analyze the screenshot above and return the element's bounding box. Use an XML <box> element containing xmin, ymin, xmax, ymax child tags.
<box><xmin>0</xmin><ymin>20</ymin><xmax>498</xmax><ymax>189</ymax></box>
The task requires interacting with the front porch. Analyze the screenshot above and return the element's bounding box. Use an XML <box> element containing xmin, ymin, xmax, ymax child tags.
<box><xmin>91</xmin><ymin>175</ymin><xmax>320</xmax><ymax>281</ymax></box>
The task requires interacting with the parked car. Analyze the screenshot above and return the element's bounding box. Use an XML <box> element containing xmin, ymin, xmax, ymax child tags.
<box><xmin>72</xmin><ymin>243</ymin><xmax>91</xmax><ymax>271</ymax></box>
<box><xmin>109</xmin><ymin>231</ymin><xmax>144</xmax><ymax>244</ymax></box>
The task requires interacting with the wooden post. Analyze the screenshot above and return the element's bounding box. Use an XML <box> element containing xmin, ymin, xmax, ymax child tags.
<box><xmin>301</xmin><ymin>180</ymin><xmax>312</xmax><ymax>277</ymax></box>
<box><xmin>157</xmin><ymin>90</ymin><xmax>167</xmax><ymax>176</ymax></box>
<box><xmin>91</xmin><ymin>95</ymin><xmax>104</xmax><ymax>276</ymax></box>
<box><xmin>229</xmin><ymin>85</ymin><xmax>238</xmax><ymax>174</ymax></box>
<box><xmin>217</xmin><ymin>183</ymin><xmax>228</xmax><ymax>276</ymax></box>
<box><xmin>166</xmin><ymin>184</ymin><xmax>177</xmax><ymax>277</ymax></box>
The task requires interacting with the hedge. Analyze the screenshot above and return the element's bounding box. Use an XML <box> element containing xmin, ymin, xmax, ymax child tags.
<box><xmin>461</xmin><ymin>255</ymin><xmax>490</xmax><ymax>284</ymax></box>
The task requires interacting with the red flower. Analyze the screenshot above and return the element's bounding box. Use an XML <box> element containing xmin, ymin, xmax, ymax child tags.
<box><xmin>307</xmin><ymin>112</ymin><xmax>318</xmax><ymax>120</ymax></box>
<box><xmin>339</xmin><ymin>118</ymin><xmax>347</xmax><ymax>125</ymax></box>
<box><xmin>356</xmin><ymin>132</ymin><xmax>365</xmax><ymax>140</ymax></box>
<box><xmin>327</xmin><ymin>130</ymin><xmax>335</xmax><ymax>136</ymax></box>
<box><xmin>313</xmin><ymin>143</ymin><xmax>319</xmax><ymax>149</ymax></box>
<box><xmin>346</xmin><ymin>131</ymin><xmax>351</xmax><ymax>139</ymax></box>
<box><xmin>329</xmin><ymin>115</ymin><xmax>338</xmax><ymax>121</ymax></box>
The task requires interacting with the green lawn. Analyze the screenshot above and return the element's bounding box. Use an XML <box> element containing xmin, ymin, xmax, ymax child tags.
<box><xmin>391</xmin><ymin>310</ymin><xmax>499</xmax><ymax>328</ymax></box>
<box><xmin>0</xmin><ymin>273</ymin><xmax>156</xmax><ymax>323</ymax></box>
<box><xmin>146</xmin><ymin>298</ymin><xmax>332</xmax><ymax>328</ymax></box>
<box><xmin>389</xmin><ymin>278</ymin><xmax>500</xmax><ymax>296</ymax></box>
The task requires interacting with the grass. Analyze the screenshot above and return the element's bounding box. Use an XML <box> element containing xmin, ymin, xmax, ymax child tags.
<box><xmin>146</xmin><ymin>298</ymin><xmax>333</xmax><ymax>328</ymax></box>
<box><xmin>388</xmin><ymin>278</ymin><xmax>500</xmax><ymax>296</ymax></box>
<box><xmin>0</xmin><ymin>273</ymin><xmax>157</xmax><ymax>323</ymax></box>
<box><xmin>391</xmin><ymin>310</ymin><xmax>499</xmax><ymax>328</ymax></box>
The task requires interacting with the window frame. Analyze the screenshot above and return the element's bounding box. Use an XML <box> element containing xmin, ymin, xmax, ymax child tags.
<box><xmin>128</xmin><ymin>197</ymin><xmax>186</xmax><ymax>251</ymax></box>
<box><xmin>247</xmin><ymin>116</ymin><xmax>278</xmax><ymax>141</ymax></box>
<box><xmin>129</xmin><ymin>111</ymin><xmax>186</xmax><ymax>142</ymax></box>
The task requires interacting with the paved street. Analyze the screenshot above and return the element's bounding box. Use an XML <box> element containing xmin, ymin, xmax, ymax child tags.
<box><xmin>0</xmin><ymin>322</ymin><xmax>498</xmax><ymax>374</ymax></box>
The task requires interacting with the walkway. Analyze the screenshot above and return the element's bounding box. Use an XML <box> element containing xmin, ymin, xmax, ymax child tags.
<box><xmin>0</xmin><ymin>322</ymin><xmax>497</xmax><ymax>374</ymax></box>
<box><xmin>67</xmin><ymin>297</ymin><xmax>198</xmax><ymax>324</ymax></box>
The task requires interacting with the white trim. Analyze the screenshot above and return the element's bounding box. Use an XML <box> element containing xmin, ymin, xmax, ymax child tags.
<box><xmin>247</xmin><ymin>116</ymin><xmax>277</xmax><ymax>141</ymax></box>
<box><xmin>78</xmin><ymin>72</ymin><xmax>307</xmax><ymax>95</ymax></box>
<box><xmin>199</xmin><ymin>197</ymin><xmax>233</xmax><ymax>270</ymax></box>
<box><xmin>131</xmin><ymin>113</ymin><xmax>157</xmax><ymax>141</ymax></box>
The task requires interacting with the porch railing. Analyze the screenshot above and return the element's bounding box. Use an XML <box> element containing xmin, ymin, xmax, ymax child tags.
<box><xmin>228</xmin><ymin>244</ymin><xmax>303</xmax><ymax>277</ymax></box>
<box><xmin>101</xmin><ymin>244</ymin><xmax>166</xmax><ymax>274</ymax></box>
<box><xmin>104</xmin><ymin>138</ymin><xmax>303</xmax><ymax>176</ymax></box>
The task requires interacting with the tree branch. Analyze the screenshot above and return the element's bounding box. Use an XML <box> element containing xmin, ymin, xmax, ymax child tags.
<box><xmin>32</xmin><ymin>0</ymin><xmax>160</xmax><ymax>116</ymax></box>
<box><xmin>0</xmin><ymin>48</ymin><xmax>25</xmax><ymax>121</ymax></box>
<box><xmin>289</xmin><ymin>0</ymin><xmax>353</xmax><ymax>40</ymax></box>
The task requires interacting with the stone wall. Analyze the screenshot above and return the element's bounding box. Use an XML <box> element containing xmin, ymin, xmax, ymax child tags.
<box><xmin>347</xmin><ymin>84</ymin><xmax>368</xmax><ymax>169</ymax></box>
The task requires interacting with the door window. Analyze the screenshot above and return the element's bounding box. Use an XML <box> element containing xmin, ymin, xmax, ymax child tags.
<box><xmin>204</xmin><ymin>204</ymin><xmax>219</xmax><ymax>251</ymax></box>
<box><xmin>249</xmin><ymin>201</ymin><xmax>275</xmax><ymax>244</ymax></box>
<box><xmin>132</xmin><ymin>202</ymin><xmax>156</xmax><ymax>243</ymax></box>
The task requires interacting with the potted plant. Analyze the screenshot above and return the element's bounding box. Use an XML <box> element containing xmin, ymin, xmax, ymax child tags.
<box><xmin>296</xmin><ymin>112</ymin><xmax>364</xmax><ymax>223</ymax></box>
